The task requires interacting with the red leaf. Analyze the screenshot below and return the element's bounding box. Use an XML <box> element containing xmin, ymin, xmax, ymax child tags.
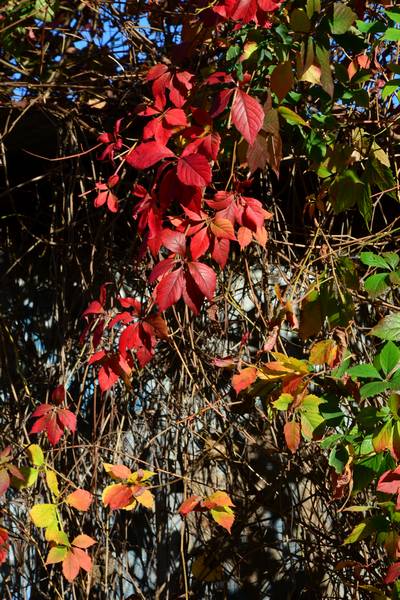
<box><xmin>88</xmin><ymin>350</ymin><xmax>106</xmax><ymax>365</ymax></box>
<box><xmin>164</xmin><ymin>108</ymin><xmax>188</xmax><ymax>127</ymax></box>
<box><xmin>46</xmin><ymin>416</ymin><xmax>64</xmax><ymax>446</ymax></box>
<box><xmin>284</xmin><ymin>421</ymin><xmax>301</xmax><ymax>454</ymax></box>
<box><xmin>210</xmin><ymin>88</ymin><xmax>234</xmax><ymax>119</ymax></box>
<box><xmin>30</xmin><ymin>415</ymin><xmax>49</xmax><ymax>434</ymax></box>
<box><xmin>62</xmin><ymin>550</ymin><xmax>80</xmax><ymax>582</ymax></box>
<box><xmin>231</xmin><ymin>89</ymin><xmax>264</xmax><ymax>145</ymax></box>
<box><xmin>182</xmin><ymin>272</ymin><xmax>205</xmax><ymax>314</ymax></box>
<box><xmin>177</xmin><ymin>154</ymin><xmax>212</xmax><ymax>187</ymax></box>
<box><xmin>98</xmin><ymin>364</ymin><xmax>120</xmax><ymax>392</ymax></box>
<box><xmin>188</xmin><ymin>262</ymin><xmax>216</xmax><ymax>300</ymax></box>
<box><xmin>155</xmin><ymin>268</ymin><xmax>184</xmax><ymax>312</ymax></box>
<box><xmin>52</xmin><ymin>385</ymin><xmax>66</xmax><ymax>404</ymax></box>
<box><xmin>31</xmin><ymin>404</ymin><xmax>52</xmax><ymax>418</ymax></box>
<box><xmin>149</xmin><ymin>257</ymin><xmax>176</xmax><ymax>283</ymax></box>
<box><xmin>57</xmin><ymin>409</ymin><xmax>77</xmax><ymax>433</ymax></box>
<box><xmin>162</xmin><ymin>230</ymin><xmax>187</xmax><ymax>255</ymax></box>
<box><xmin>385</xmin><ymin>561</ymin><xmax>400</xmax><ymax>584</ymax></box>
<box><xmin>232</xmin><ymin>367</ymin><xmax>257</xmax><ymax>394</ymax></box>
<box><xmin>82</xmin><ymin>301</ymin><xmax>105</xmax><ymax>317</ymax></box>
<box><xmin>211</xmin><ymin>237</ymin><xmax>230</xmax><ymax>269</ymax></box>
<box><xmin>118</xmin><ymin>323</ymin><xmax>140</xmax><ymax>357</ymax></box>
<box><xmin>190</xmin><ymin>227</ymin><xmax>210</xmax><ymax>260</ymax></box>
<box><xmin>66</xmin><ymin>489</ymin><xmax>93</xmax><ymax>512</ymax></box>
<box><xmin>126</xmin><ymin>142</ymin><xmax>175</xmax><ymax>169</ymax></box>
<box><xmin>178</xmin><ymin>495</ymin><xmax>202</xmax><ymax>516</ymax></box>
<box><xmin>377</xmin><ymin>466</ymin><xmax>400</xmax><ymax>495</ymax></box>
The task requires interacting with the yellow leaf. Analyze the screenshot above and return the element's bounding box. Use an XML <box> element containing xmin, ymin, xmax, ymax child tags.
<box><xmin>45</xmin><ymin>469</ymin><xmax>60</xmax><ymax>497</ymax></box>
<box><xmin>27</xmin><ymin>444</ymin><xmax>45</xmax><ymax>467</ymax></box>
<box><xmin>127</xmin><ymin>469</ymin><xmax>156</xmax><ymax>484</ymax></box>
<box><xmin>30</xmin><ymin>503</ymin><xmax>57</xmax><ymax>528</ymax></box>
<box><xmin>134</xmin><ymin>488</ymin><xmax>154</xmax><ymax>509</ymax></box>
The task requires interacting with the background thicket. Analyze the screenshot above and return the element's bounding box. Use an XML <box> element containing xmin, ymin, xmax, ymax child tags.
<box><xmin>1</xmin><ymin>1</ymin><xmax>400</xmax><ymax>599</ymax></box>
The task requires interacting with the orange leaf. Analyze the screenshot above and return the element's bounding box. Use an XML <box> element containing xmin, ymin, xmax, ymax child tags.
<box><xmin>72</xmin><ymin>534</ymin><xmax>96</xmax><ymax>549</ymax></box>
<box><xmin>309</xmin><ymin>340</ymin><xmax>338</xmax><ymax>367</ymax></box>
<box><xmin>284</xmin><ymin>421</ymin><xmax>301</xmax><ymax>453</ymax></box>
<box><xmin>66</xmin><ymin>489</ymin><xmax>93</xmax><ymax>512</ymax></box>
<box><xmin>102</xmin><ymin>483</ymin><xmax>133</xmax><ymax>509</ymax></box>
<box><xmin>62</xmin><ymin>550</ymin><xmax>80</xmax><ymax>582</ymax></box>
<box><xmin>232</xmin><ymin>367</ymin><xmax>257</xmax><ymax>394</ymax></box>
<box><xmin>210</xmin><ymin>506</ymin><xmax>235</xmax><ymax>533</ymax></box>
<box><xmin>103</xmin><ymin>463</ymin><xmax>132</xmax><ymax>480</ymax></box>
<box><xmin>178</xmin><ymin>495</ymin><xmax>202</xmax><ymax>516</ymax></box>
<box><xmin>72</xmin><ymin>547</ymin><xmax>92</xmax><ymax>573</ymax></box>
<box><xmin>203</xmin><ymin>491</ymin><xmax>234</xmax><ymax>509</ymax></box>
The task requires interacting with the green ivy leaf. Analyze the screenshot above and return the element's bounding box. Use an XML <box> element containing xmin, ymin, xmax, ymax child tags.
<box><xmin>331</xmin><ymin>2</ymin><xmax>356</xmax><ymax>35</ymax></box>
<box><xmin>347</xmin><ymin>364</ymin><xmax>382</xmax><ymax>379</ymax></box>
<box><xmin>380</xmin><ymin>342</ymin><xmax>400</xmax><ymax>376</ymax></box>
<box><xmin>343</xmin><ymin>516</ymin><xmax>388</xmax><ymax>545</ymax></box>
<box><xmin>364</xmin><ymin>273</ymin><xmax>390</xmax><ymax>298</ymax></box>
<box><xmin>360</xmin><ymin>252</ymin><xmax>390</xmax><ymax>269</ymax></box>
<box><xmin>370</xmin><ymin>314</ymin><xmax>400</xmax><ymax>341</ymax></box>
<box><xmin>360</xmin><ymin>381</ymin><xmax>389</xmax><ymax>399</ymax></box>
<box><xmin>383</xmin><ymin>28</ymin><xmax>400</xmax><ymax>42</ymax></box>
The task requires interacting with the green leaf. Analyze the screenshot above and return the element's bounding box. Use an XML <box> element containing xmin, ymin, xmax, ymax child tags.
<box><xmin>315</xmin><ymin>44</ymin><xmax>334</xmax><ymax>98</ymax></box>
<box><xmin>360</xmin><ymin>381</ymin><xmax>389</xmax><ymax>399</ymax></box>
<box><xmin>360</xmin><ymin>252</ymin><xmax>389</xmax><ymax>269</ymax></box>
<box><xmin>347</xmin><ymin>364</ymin><xmax>382</xmax><ymax>379</ymax></box>
<box><xmin>331</xmin><ymin>2</ymin><xmax>356</xmax><ymax>35</ymax></box>
<box><xmin>34</xmin><ymin>0</ymin><xmax>57</xmax><ymax>22</ymax></box>
<box><xmin>226</xmin><ymin>46</ymin><xmax>240</xmax><ymax>61</ymax></box>
<box><xmin>278</xmin><ymin>106</ymin><xmax>309</xmax><ymax>128</ymax></box>
<box><xmin>364</xmin><ymin>273</ymin><xmax>390</xmax><ymax>298</ymax></box>
<box><xmin>306</xmin><ymin>0</ymin><xmax>321</xmax><ymax>19</ymax></box>
<box><xmin>300</xmin><ymin>411</ymin><xmax>325</xmax><ymax>439</ymax></box>
<box><xmin>357</xmin><ymin>183</ymin><xmax>372</xmax><ymax>226</ymax></box>
<box><xmin>380</xmin><ymin>342</ymin><xmax>400</xmax><ymax>376</ymax></box>
<box><xmin>30</xmin><ymin>503</ymin><xmax>57</xmax><ymax>528</ymax></box>
<box><xmin>370</xmin><ymin>314</ymin><xmax>400</xmax><ymax>341</ymax></box>
<box><xmin>386</xmin><ymin>8</ymin><xmax>400</xmax><ymax>23</ymax></box>
<box><xmin>330</xmin><ymin>169</ymin><xmax>363</xmax><ymax>214</ymax></box>
<box><xmin>290</xmin><ymin>8</ymin><xmax>311</xmax><ymax>33</ymax></box>
<box><xmin>272</xmin><ymin>393</ymin><xmax>293</xmax><ymax>411</ymax></box>
<box><xmin>390</xmin><ymin>375</ymin><xmax>400</xmax><ymax>391</ymax></box>
<box><xmin>343</xmin><ymin>516</ymin><xmax>389</xmax><ymax>544</ymax></box>
<box><xmin>329</xmin><ymin>445</ymin><xmax>349</xmax><ymax>474</ymax></box>
<box><xmin>12</xmin><ymin>466</ymin><xmax>39</xmax><ymax>490</ymax></box>
<box><xmin>300</xmin><ymin>394</ymin><xmax>325</xmax><ymax>413</ymax></box>
<box><xmin>383</xmin><ymin>253</ymin><xmax>400</xmax><ymax>270</ymax></box>
<box><xmin>382</xmin><ymin>80</ymin><xmax>400</xmax><ymax>100</ymax></box>
<box><xmin>383</xmin><ymin>28</ymin><xmax>400</xmax><ymax>42</ymax></box>
<box><xmin>356</xmin><ymin>20</ymin><xmax>385</xmax><ymax>35</ymax></box>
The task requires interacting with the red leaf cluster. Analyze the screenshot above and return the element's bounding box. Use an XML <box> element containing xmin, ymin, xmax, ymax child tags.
<box><xmin>30</xmin><ymin>390</ymin><xmax>77</xmax><ymax>446</ymax></box>
<box><xmin>0</xmin><ymin>527</ymin><xmax>8</xmax><ymax>565</ymax></box>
